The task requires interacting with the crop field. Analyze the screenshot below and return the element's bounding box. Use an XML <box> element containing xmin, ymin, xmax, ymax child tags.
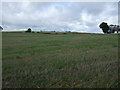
<box><xmin>2</xmin><ymin>32</ymin><xmax>119</xmax><ymax>88</ymax></box>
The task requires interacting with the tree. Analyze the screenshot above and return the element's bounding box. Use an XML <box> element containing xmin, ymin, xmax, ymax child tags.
<box><xmin>0</xmin><ymin>26</ymin><xmax>3</xmax><ymax>31</ymax></box>
<box><xmin>27</xmin><ymin>28</ymin><xmax>31</xmax><ymax>32</ymax></box>
<box><xmin>99</xmin><ymin>22</ymin><xmax>109</xmax><ymax>34</ymax></box>
<box><xmin>25</xmin><ymin>28</ymin><xmax>32</xmax><ymax>32</ymax></box>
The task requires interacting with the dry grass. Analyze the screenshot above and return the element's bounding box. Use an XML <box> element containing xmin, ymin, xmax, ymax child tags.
<box><xmin>2</xmin><ymin>32</ymin><xmax>119</xmax><ymax>88</ymax></box>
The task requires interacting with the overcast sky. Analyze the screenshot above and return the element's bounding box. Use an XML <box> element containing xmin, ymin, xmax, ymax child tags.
<box><xmin>1</xmin><ymin>2</ymin><xmax>118</xmax><ymax>33</ymax></box>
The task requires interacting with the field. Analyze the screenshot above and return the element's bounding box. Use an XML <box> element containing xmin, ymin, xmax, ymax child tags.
<box><xmin>2</xmin><ymin>32</ymin><xmax>119</xmax><ymax>88</ymax></box>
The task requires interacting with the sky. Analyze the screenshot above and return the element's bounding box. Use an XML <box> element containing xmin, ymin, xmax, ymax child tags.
<box><xmin>1</xmin><ymin>1</ymin><xmax>118</xmax><ymax>33</ymax></box>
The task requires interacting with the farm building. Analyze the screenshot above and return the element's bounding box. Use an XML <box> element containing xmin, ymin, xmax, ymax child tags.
<box><xmin>109</xmin><ymin>25</ymin><xmax>120</xmax><ymax>33</ymax></box>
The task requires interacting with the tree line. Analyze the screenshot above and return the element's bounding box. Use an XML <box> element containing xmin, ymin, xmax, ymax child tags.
<box><xmin>1</xmin><ymin>22</ymin><xmax>120</xmax><ymax>34</ymax></box>
<box><xmin>99</xmin><ymin>22</ymin><xmax>120</xmax><ymax>34</ymax></box>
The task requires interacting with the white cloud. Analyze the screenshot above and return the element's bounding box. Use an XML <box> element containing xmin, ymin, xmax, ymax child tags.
<box><xmin>1</xmin><ymin>2</ymin><xmax>118</xmax><ymax>33</ymax></box>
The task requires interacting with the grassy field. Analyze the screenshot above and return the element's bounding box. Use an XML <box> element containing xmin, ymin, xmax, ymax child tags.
<box><xmin>2</xmin><ymin>32</ymin><xmax>119</xmax><ymax>88</ymax></box>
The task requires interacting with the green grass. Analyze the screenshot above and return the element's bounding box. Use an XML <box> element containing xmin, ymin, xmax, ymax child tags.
<box><xmin>2</xmin><ymin>32</ymin><xmax>119</xmax><ymax>88</ymax></box>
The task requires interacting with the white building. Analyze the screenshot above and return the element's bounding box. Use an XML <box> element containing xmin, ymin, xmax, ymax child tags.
<box><xmin>109</xmin><ymin>25</ymin><xmax>120</xmax><ymax>33</ymax></box>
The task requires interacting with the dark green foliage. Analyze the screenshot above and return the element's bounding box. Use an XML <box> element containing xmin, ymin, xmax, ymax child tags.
<box><xmin>0</xmin><ymin>26</ymin><xmax>3</xmax><ymax>30</ymax></box>
<box><xmin>99</xmin><ymin>22</ymin><xmax>109</xmax><ymax>34</ymax></box>
<box><xmin>25</xmin><ymin>28</ymin><xmax>32</xmax><ymax>32</ymax></box>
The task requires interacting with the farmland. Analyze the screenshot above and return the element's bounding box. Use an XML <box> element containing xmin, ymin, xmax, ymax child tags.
<box><xmin>2</xmin><ymin>32</ymin><xmax>119</xmax><ymax>88</ymax></box>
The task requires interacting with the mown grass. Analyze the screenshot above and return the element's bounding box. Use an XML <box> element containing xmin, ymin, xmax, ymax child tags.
<box><xmin>2</xmin><ymin>32</ymin><xmax>119</xmax><ymax>88</ymax></box>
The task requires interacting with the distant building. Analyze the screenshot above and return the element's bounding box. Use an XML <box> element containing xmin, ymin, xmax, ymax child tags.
<box><xmin>0</xmin><ymin>26</ymin><xmax>3</xmax><ymax>31</ymax></box>
<box><xmin>109</xmin><ymin>25</ymin><xmax>120</xmax><ymax>33</ymax></box>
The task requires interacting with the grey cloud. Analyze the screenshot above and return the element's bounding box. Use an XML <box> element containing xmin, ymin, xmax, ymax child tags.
<box><xmin>2</xmin><ymin>2</ymin><xmax>118</xmax><ymax>33</ymax></box>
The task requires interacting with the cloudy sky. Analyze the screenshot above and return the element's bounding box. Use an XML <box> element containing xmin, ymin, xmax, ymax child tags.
<box><xmin>1</xmin><ymin>1</ymin><xmax>118</xmax><ymax>33</ymax></box>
